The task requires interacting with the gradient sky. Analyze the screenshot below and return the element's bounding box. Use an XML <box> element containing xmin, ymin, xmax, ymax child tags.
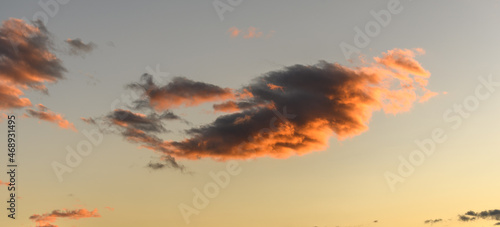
<box><xmin>1</xmin><ymin>0</ymin><xmax>500</xmax><ymax>227</ymax></box>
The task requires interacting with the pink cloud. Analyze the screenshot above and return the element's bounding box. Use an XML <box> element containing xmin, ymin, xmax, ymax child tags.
<box><xmin>29</xmin><ymin>208</ymin><xmax>101</xmax><ymax>227</ymax></box>
<box><xmin>25</xmin><ymin>104</ymin><xmax>77</xmax><ymax>132</ymax></box>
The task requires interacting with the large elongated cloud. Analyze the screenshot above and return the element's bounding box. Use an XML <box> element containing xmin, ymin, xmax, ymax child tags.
<box><xmin>95</xmin><ymin>48</ymin><xmax>437</xmax><ymax>162</ymax></box>
<box><xmin>29</xmin><ymin>208</ymin><xmax>101</xmax><ymax>227</ymax></box>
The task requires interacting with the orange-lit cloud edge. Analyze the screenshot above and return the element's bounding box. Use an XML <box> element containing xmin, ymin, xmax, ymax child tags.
<box><xmin>29</xmin><ymin>208</ymin><xmax>101</xmax><ymax>227</ymax></box>
<box><xmin>0</xmin><ymin>18</ymin><xmax>76</xmax><ymax>131</ymax></box>
<box><xmin>90</xmin><ymin>48</ymin><xmax>440</xmax><ymax>164</ymax></box>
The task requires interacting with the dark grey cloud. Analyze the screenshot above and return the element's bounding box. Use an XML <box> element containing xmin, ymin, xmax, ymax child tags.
<box><xmin>164</xmin><ymin>57</ymin><xmax>433</xmax><ymax>160</ymax></box>
<box><xmin>0</xmin><ymin>18</ymin><xmax>66</xmax><ymax>99</ymax></box>
<box><xmin>81</xmin><ymin>117</ymin><xmax>97</xmax><ymax>124</ymax></box>
<box><xmin>147</xmin><ymin>155</ymin><xmax>189</xmax><ymax>173</ymax></box>
<box><xmin>424</xmin><ymin>219</ymin><xmax>443</xmax><ymax>224</ymax></box>
<box><xmin>127</xmin><ymin>74</ymin><xmax>235</xmax><ymax>111</ymax></box>
<box><xmin>213</xmin><ymin>100</ymin><xmax>263</xmax><ymax>112</ymax></box>
<box><xmin>458</xmin><ymin>209</ymin><xmax>500</xmax><ymax>223</ymax></box>
<box><xmin>86</xmin><ymin>109</ymin><xmax>184</xmax><ymax>133</ymax></box>
<box><xmin>105</xmin><ymin>109</ymin><xmax>172</xmax><ymax>133</ymax></box>
<box><xmin>65</xmin><ymin>38</ymin><xmax>96</xmax><ymax>56</ymax></box>
<box><xmin>459</xmin><ymin>215</ymin><xmax>476</xmax><ymax>222</ymax></box>
<box><xmin>86</xmin><ymin>108</ymin><xmax>187</xmax><ymax>171</ymax></box>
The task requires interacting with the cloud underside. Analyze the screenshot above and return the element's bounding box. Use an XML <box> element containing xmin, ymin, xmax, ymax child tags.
<box><xmin>92</xmin><ymin>48</ymin><xmax>437</xmax><ymax>163</ymax></box>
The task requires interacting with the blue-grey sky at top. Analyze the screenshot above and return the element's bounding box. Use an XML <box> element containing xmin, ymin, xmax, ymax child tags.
<box><xmin>1</xmin><ymin>1</ymin><xmax>500</xmax><ymax>227</ymax></box>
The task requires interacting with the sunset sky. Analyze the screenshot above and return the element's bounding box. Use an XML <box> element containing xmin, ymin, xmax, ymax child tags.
<box><xmin>1</xmin><ymin>0</ymin><xmax>500</xmax><ymax>227</ymax></box>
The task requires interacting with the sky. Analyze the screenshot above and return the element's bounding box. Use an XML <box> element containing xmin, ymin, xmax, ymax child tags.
<box><xmin>0</xmin><ymin>0</ymin><xmax>500</xmax><ymax>227</ymax></box>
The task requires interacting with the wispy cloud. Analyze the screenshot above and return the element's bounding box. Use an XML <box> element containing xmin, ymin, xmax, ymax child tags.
<box><xmin>228</xmin><ymin>27</ymin><xmax>240</xmax><ymax>38</ymax></box>
<box><xmin>24</xmin><ymin>104</ymin><xmax>76</xmax><ymax>132</ymax></box>
<box><xmin>228</xmin><ymin>26</ymin><xmax>274</xmax><ymax>39</ymax></box>
<box><xmin>375</xmin><ymin>48</ymin><xmax>429</xmax><ymax>77</ymax></box>
<box><xmin>424</xmin><ymin>218</ymin><xmax>443</xmax><ymax>224</ymax></box>
<box><xmin>29</xmin><ymin>208</ymin><xmax>101</xmax><ymax>227</ymax></box>
<box><xmin>84</xmin><ymin>108</ymin><xmax>188</xmax><ymax>171</ymax></box>
<box><xmin>65</xmin><ymin>38</ymin><xmax>96</xmax><ymax>56</ymax></box>
<box><xmin>243</xmin><ymin>26</ymin><xmax>263</xmax><ymax>38</ymax></box>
